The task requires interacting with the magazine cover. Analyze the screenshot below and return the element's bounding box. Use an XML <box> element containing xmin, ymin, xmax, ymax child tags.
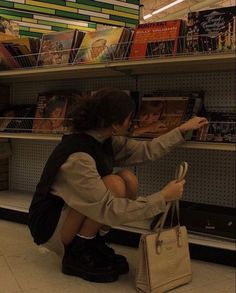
<box><xmin>186</xmin><ymin>6</ymin><xmax>236</xmax><ymax>53</ymax></box>
<box><xmin>0</xmin><ymin>42</ymin><xmax>20</xmax><ymax>69</ymax></box>
<box><xmin>68</xmin><ymin>30</ymin><xmax>86</xmax><ymax>63</ymax></box>
<box><xmin>129</xmin><ymin>20</ymin><xmax>183</xmax><ymax>59</ymax></box>
<box><xmin>73</xmin><ymin>27</ymin><xmax>125</xmax><ymax>63</ymax></box>
<box><xmin>37</xmin><ymin>30</ymin><xmax>76</xmax><ymax>66</ymax></box>
<box><xmin>32</xmin><ymin>93</ymin><xmax>69</xmax><ymax>134</ymax></box>
<box><xmin>0</xmin><ymin>104</ymin><xmax>36</xmax><ymax>133</ymax></box>
<box><xmin>132</xmin><ymin>96</ymin><xmax>189</xmax><ymax>138</ymax></box>
<box><xmin>2</xmin><ymin>38</ymin><xmax>37</xmax><ymax>68</ymax></box>
<box><xmin>0</xmin><ymin>16</ymin><xmax>19</xmax><ymax>41</ymax></box>
<box><xmin>195</xmin><ymin>112</ymin><xmax>236</xmax><ymax>143</ymax></box>
<box><xmin>0</xmin><ymin>107</ymin><xmax>16</xmax><ymax>132</ymax></box>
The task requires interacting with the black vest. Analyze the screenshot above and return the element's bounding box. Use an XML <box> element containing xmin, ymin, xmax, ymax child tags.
<box><xmin>28</xmin><ymin>133</ymin><xmax>114</xmax><ymax>244</ymax></box>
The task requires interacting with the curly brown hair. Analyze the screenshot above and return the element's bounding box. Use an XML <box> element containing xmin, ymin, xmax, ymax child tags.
<box><xmin>72</xmin><ymin>88</ymin><xmax>135</xmax><ymax>131</ymax></box>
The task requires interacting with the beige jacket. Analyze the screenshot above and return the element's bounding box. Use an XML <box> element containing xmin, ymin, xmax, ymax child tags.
<box><xmin>51</xmin><ymin>128</ymin><xmax>184</xmax><ymax>226</ymax></box>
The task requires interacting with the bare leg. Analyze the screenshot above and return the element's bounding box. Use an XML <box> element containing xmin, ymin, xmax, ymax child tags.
<box><xmin>61</xmin><ymin>209</ymin><xmax>86</xmax><ymax>245</ymax></box>
<box><xmin>60</xmin><ymin>174</ymin><xmax>126</xmax><ymax>246</ymax></box>
<box><xmin>116</xmin><ymin>169</ymin><xmax>138</xmax><ymax>200</ymax></box>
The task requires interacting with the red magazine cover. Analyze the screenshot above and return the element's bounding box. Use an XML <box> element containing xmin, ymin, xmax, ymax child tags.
<box><xmin>129</xmin><ymin>20</ymin><xmax>182</xmax><ymax>59</ymax></box>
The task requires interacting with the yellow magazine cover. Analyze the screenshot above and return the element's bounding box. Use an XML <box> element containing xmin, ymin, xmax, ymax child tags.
<box><xmin>74</xmin><ymin>27</ymin><xmax>124</xmax><ymax>63</ymax></box>
<box><xmin>0</xmin><ymin>16</ymin><xmax>19</xmax><ymax>41</ymax></box>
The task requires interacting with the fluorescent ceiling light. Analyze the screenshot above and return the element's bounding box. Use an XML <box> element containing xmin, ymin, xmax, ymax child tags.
<box><xmin>143</xmin><ymin>14</ymin><xmax>153</xmax><ymax>20</ymax></box>
<box><xmin>143</xmin><ymin>0</ymin><xmax>185</xmax><ymax>20</ymax></box>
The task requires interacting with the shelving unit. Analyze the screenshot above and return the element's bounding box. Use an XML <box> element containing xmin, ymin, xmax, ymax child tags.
<box><xmin>0</xmin><ymin>132</ymin><xmax>235</xmax><ymax>150</ymax></box>
<box><xmin>0</xmin><ymin>52</ymin><xmax>234</xmax><ymax>83</ymax></box>
<box><xmin>0</xmin><ymin>52</ymin><xmax>235</xmax><ymax>265</ymax></box>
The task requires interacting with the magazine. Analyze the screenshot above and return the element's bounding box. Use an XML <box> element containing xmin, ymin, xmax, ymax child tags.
<box><xmin>0</xmin><ymin>38</ymin><xmax>40</xmax><ymax>69</ymax></box>
<box><xmin>195</xmin><ymin>112</ymin><xmax>236</xmax><ymax>143</ymax></box>
<box><xmin>129</xmin><ymin>20</ymin><xmax>183</xmax><ymax>59</ymax></box>
<box><xmin>0</xmin><ymin>42</ymin><xmax>20</xmax><ymax>69</ymax></box>
<box><xmin>73</xmin><ymin>27</ymin><xmax>129</xmax><ymax>63</ymax></box>
<box><xmin>1</xmin><ymin>38</ymin><xmax>39</xmax><ymax>68</ymax></box>
<box><xmin>37</xmin><ymin>30</ymin><xmax>80</xmax><ymax>67</ymax></box>
<box><xmin>32</xmin><ymin>92</ymin><xmax>68</xmax><ymax>134</ymax></box>
<box><xmin>0</xmin><ymin>104</ymin><xmax>36</xmax><ymax>133</ymax></box>
<box><xmin>0</xmin><ymin>16</ymin><xmax>19</xmax><ymax>41</ymax></box>
<box><xmin>132</xmin><ymin>95</ymin><xmax>190</xmax><ymax>138</ymax></box>
<box><xmin>32</xmin><ymin>91</ymin><xmax>82</xmax><ymax>134</ymax></box>
<box><xmin>186</xmin><ymin>6</ymin><xmax>236</xmax><ymax>53</ymax></box>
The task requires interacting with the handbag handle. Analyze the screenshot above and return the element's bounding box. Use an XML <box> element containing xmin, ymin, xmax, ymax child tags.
<box><xmin>153</xmin><ymin>162</ymin><xmax>188</xmax><ymax>253</ymax></box>
<box><xmin>151</xmin><ymin>161</ymin><xmax>188</xmax><ymax>231</ymax></box>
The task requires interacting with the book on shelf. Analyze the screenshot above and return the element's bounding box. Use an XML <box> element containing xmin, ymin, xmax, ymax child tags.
<box><xmin>186</xmin><ymin>6</ymin><xmax>236</xmax><ymax>53</ymax></box>
<box><xmin>32</xmin><ymin>91</ymin><xmax>82</xmax><ymax>134</ymax></box>
<box><xmin>0</xmin><ymin>104</ymin><xmax>36</xmax><ymax>133</ymax></box>
<box><xmin>0</xmin><ymin>16</ymin><xmax>19</xmax><ymax>41</ymax></box>
<box><xmin>73</xmin><ymin>27</ymin><xmax>131</xmax><ymax>63</ymax></box>
<box><xmin>37</xmin><ymin>29</ymin><xmax>85</xmax><ymax>67</ymax></box>
<box><xmin>129</xmin><ymin>20</ymin><xmax>184</xmax><ymax>59</ymax></box>
<box><xmin>195</xmin><ymin>111</ymin><xmax>236</xmax><ymax>143</ymax></box>
<box><xmin>131</xmin><ymin>91</ymin><xmax>203</xmax><ymax>139</ymax></box>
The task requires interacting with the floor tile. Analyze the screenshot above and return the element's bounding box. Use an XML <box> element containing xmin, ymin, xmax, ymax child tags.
<box><xmin>0</xmin><ymin>266</ymin><xmax>23</xmax><ymax>293</ymax></box>
<box><xmin>0</xmin><ymin>220</ymin><xmax>32</xmax><ymax>245</ymax></box>
<box><xmin>3</xmin><ymin>241</ymin><xmax>57</xmax><ymax>266</ymax></box>
<box><xmin>0</xmin><ymin>219</ymin><xmax>235</xmax><ymax>293</ymax></box>
<box><xmin>23</xmin><ymin>282</ymin><xmax>99</xmax><ymax>293</ymax></box>
<box><xmin>0</xmin><ymin>255</ymin><xmax>8</xmax><ymax>267</ymax></box>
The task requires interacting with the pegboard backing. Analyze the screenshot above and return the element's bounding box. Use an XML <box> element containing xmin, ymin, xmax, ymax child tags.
<box><xmin>9</xmin><ymin>138</ymin><xmax>136</xmax><ymax>192</ymax></box>
<box><xmin>137</xmin><ymin>71</ymin><xmax>236</xmax><ymax>112</ymax></box>
<box><xmin>9</xmin><ymin>139</ymin><xmax>235</xmax><ymax>207</ymax></box>
<box><xmin>11</xmin><ymin>71</ymin><xmax>235</xmax><ymax>113</ymax></box>
<box><xmin>9</xmin><ymin>68</ymin><xmax>236</xmax><ymax>208</ymax></box>
<box><xmin>136</xmin><ymin>148</ymin><xmax>235</xmax><ymax>207</ymax></box>
<box><xmin>10</xmin><ymin>139</ymin><xmax>58</xmax><ymax>191</ymax></box>
<box><xmin>11</xmin><ymin>76</ymin><xmax>137</xmax><ymax>104</ymax></box>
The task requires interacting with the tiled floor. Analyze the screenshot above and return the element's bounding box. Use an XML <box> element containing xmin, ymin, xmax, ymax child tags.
<box><xmin>0</xmin><ymin>219</ymin><xmax>235</xmax><ymax>293</ymax></box>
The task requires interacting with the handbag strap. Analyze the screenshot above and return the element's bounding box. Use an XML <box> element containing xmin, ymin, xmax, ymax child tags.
<box><xmin>154</xmin><ymin>162</ymin><xmax>188</xmax><ymax>252</ymax></box>
<box><xmin>151</xmin><ymin>161</ymin><xmax>188</xmax><ymax>231</ymax></box>
<box><xmin>175</xmin><ymin>161</ymin><xmax>188</xmax><ymax>183</ymax></box>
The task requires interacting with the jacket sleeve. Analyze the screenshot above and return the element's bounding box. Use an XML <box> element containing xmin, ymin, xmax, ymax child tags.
<box><xmin>51</xmin><ymin>152</ymin><xmax>167</xmax><ymax>226</ymax></box>
<box><xmin>112</xmin><ymin>128</ymin><xmax>185</xmax><ymax>166</ymax></box>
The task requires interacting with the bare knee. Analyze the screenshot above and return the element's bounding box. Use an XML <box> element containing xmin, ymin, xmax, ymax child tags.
<box><xmin>103</xmin><ymin>174</ymin><xmax>126</xmax><ymax>198</ymax></box>
<box><xmin>117</xmin><ymin>169</ymin><xmax>138</xmax><ymax>185</ymax></box>
<box><xmin>116</xmin><ymin>169</ymin><xmax>138</xmax><ymax>199</ymax></box>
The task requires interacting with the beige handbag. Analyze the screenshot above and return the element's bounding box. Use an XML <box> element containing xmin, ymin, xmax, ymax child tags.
<box><xmin>135</xmin><ymin>162</ymin><xmax>192</xmax><ymax>293</ymax></box>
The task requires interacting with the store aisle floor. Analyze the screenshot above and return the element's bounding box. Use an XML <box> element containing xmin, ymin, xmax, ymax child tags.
<box><xmin>0</xmin><ymin>219</ymin><xmax>235</xmax><ymax>293</ymax></box>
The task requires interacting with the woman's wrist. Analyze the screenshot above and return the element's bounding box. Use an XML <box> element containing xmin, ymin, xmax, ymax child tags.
<box><xmin>178</xmin><ymin>125</ymin><xmax>187</xmax><ymax>135</ymax></box>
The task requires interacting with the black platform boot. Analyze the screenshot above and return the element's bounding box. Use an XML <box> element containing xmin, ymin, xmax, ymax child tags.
<box><xmin>91</xmin><ymin>234</ymin><xmax>129</xmax><ymax>275</ymax></box>
<box><xmin>62</xmin><ymin>236</ymin><xmax>119</xmax><ymax>283</ymax></box>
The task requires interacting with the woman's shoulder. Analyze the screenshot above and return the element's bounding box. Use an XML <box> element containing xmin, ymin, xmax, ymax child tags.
<box><xmin>62</xmin><ymin>152</ymin><xmax>96</xmax><ymax>171</ymax></box>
